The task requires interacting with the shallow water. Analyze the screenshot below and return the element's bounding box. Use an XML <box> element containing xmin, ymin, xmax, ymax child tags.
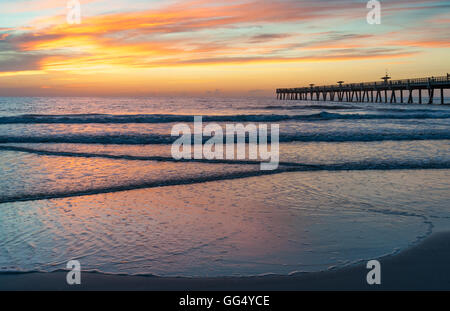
<box><xmin>0</xmin><ymin>96</ymin><xmax>449</xmax><ymax>277</ymax></box>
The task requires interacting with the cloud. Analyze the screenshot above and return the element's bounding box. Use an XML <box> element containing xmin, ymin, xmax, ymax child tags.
<box><xmin>0</xmin><ymin>0</ymin><xmax>447</xmax><ymax>78</ymax></box>
<box><xmin>249</xmin><ymin>33</ymin><xmax>293</xmax><ymax>43</ymax></box>
<box><xmin>0</xmin><ymin>53</ymin><xmax>46</xmax><ymax>72</ymax></box>
<box><xmin>0</xmin><ymin>0</ymin><xmax>98</xmax><ymax>14</ymax></box>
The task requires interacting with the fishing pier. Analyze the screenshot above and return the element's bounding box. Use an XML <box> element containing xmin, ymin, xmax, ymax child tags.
<box><xmin>276</xmin><ymin>74</ymin><xmax>449</xmax><ymax>104</ymax></box>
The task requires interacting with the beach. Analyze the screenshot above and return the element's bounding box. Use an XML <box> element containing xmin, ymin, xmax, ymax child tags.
<box><xmin>1</xmin><ymin>231</ymin><xmax>449</xmax><ymax>291</ymax></box>
<box><xmin>0</xmin><ymin>96</ymin><xmax>449</xmax><ymax>288</ymax></box>
<box><xmin>2</xmin><ymin>0</ymin><xmax>450</xmax><ymax>293</ymax></box>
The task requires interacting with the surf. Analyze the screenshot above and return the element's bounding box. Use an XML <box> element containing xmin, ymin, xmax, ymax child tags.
<box><xmin>1</xmin><ymin>111</ymin><xmax>450</xmax><ymax>124</ymax></box>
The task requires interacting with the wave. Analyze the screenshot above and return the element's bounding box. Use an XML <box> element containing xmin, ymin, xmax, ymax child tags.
<box><xmin>0</xmin><ymin>145</ymin><xmax>289</xmax><ymax>166</ymax></box>
<box><xmin>249</xmin><ymin>106</ymin><xmax>450</xmax><ymax>114</ymax></box>
<box><xmin>1</xmin><ymin>131</ymin><xmax>449</xmax><ymax>145</ymax></box>
<box><xmin>1</xmin><ymin>111</ymin><xmax>450</xmax><ymax>124</ymax></box>
<box><xmin>1</xmin><ymin>145</ymin><xmax>450</xmax><ymax>169</ymax></box>
<box><xmin>1</xmin><ymin>161</ymin><xmax>449</xmax><ymax>204</ymax></box>
<box><xmin>0</xmin><ymin>169</ymin><xmax>294</xmax><ymax>204</ymax></box>
<box><xmin>0</xmin><ymin>146</ymin><xmax>449</xmax><ymax>204</ymax></box>
<box><xmin>257</xmin><ymin>105</ymin><xmax>362</xmax><ymax>110</ymax></box>
<box><xmin>375</xmin><ymin>108</ymin><xmax>450</xmax><ymax>113</ymax></box>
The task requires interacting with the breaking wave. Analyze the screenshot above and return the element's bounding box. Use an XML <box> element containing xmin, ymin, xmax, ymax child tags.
<box><xmin>0</xmin><ymin>111</ymin><xmax>450</xmax><ymax>124</ymax></box>
<box><xmin>0</xmin><ymin>131</ymin><xmax>449</xmax><ymax>144</ymax></box>
<box><xmin>0</xmin><ymin>157</ymin><xmax>449</xmax><ymax>204</ymax></box>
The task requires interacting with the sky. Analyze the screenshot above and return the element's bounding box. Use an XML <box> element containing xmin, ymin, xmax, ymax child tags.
<box><xmin>0</xmin><ymin>0</ymin><xmax>449</xmax><ymax>96</ymax></box>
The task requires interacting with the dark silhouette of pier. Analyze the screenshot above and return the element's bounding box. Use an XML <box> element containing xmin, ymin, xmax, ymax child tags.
<box><xmin>276</xmin><ymin>74</ymin><xmax>449</xmax><ymax>104</ymax></box>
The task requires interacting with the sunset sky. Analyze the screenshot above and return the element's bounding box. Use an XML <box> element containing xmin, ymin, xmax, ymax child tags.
<box><xmin>0</xmin><ymin>0</ymin><xmax>449</xmax><ymax>96</ymax></box>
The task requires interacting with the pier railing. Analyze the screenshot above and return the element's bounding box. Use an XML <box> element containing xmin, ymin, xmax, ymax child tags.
<box><xmin>276</xmin><ymin>74</ymin><xmax>449</xmax><ymax>104</ymax></box>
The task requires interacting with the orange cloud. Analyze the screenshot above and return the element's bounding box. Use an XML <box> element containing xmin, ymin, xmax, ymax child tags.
<box><xmin>1</xmin><ymin>0</ymin><xmax>448</xmax><ymax>95</ymax></box>
<box><xmin>388</xmin><ymin>40</ymin><xmax>450</xmax><ymax>48</ymax></box>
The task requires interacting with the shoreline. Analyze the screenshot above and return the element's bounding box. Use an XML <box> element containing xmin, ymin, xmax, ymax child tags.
<box><xmin>1</xmin><ymin>231</ymin><xmax>450</xmax><ymax>291</ymax></box>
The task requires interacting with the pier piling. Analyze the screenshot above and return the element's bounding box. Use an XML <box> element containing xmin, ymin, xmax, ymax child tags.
<box><xmin>276</xmin><ymin>74</ymin><xmax>449</xmax><ymax>105</ymax></box>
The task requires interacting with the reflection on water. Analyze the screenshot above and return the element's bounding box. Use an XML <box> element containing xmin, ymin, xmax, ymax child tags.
<box><xmin>0</xmin><ymin>151</ymin><xmax>260</xmax><ymax>202</ymax></box>
<box><xmin>0</xmin><ymin>96</ymin><xmax>449</xmax><ymax>277</ymax></box>
<box><xmin>1</xmin><ymin>170</ymin><xmax>448</xmax><ymax>277</ymax></box>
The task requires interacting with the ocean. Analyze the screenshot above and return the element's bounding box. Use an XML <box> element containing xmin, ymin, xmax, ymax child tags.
<box><xmin>0</xmin><ymin>96</ymin><xmax>449</xmax><ymax>277</ymax></box>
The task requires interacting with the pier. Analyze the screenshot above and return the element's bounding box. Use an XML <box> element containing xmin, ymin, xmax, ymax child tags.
<box><xmin>276</xmin><ymin>74</ymin><xmax>450</xmax><ymax>104</ymax></box>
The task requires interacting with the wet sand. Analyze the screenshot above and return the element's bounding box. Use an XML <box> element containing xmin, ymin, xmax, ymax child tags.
<box><xmin>1</xmin><ymin>231</ymin><xmax>450</xmax><ymax>291</ymax></box>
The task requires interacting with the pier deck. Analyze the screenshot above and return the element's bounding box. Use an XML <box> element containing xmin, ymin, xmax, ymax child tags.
<box><xmin>276</xmin><ymin>74</ymin><xmax>450</xmax><ymax>104</ymax></box>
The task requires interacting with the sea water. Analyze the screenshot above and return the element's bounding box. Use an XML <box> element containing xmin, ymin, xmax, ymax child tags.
<box><xmin>0</xmin><ymin>96</ymin><xmax>449</xmax><ymax>277</ymax></box>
